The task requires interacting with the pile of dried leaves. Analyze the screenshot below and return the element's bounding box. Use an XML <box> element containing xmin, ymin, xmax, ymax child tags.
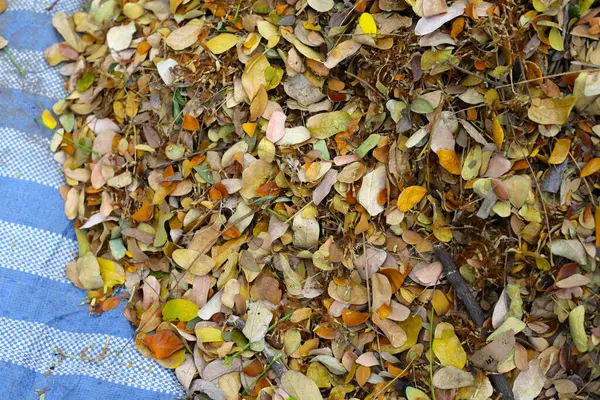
<box><xmin>39</xmin><ymin>0</ymin><xmax>600</xmax><ymax>399</ymax></box>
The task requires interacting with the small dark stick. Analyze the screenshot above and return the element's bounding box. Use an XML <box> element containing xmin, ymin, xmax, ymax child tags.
<box><xmin>46</xmin><ymin>0</ymin><xmax>60</xmax><ymax>11</ymax></box>
<box><xmin>434</xmin><ymin>245</ymin><xmax>514</xmax><ymax>400</ymax></box>
<box><xmin>226</xmin><ymin>315</ymin><xmax>288</xmax><ymax>379</ymax></box>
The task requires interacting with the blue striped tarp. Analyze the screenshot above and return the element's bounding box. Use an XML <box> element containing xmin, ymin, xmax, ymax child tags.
<box><xmin>0</xmin><ymin>2</ymin><xmax>185</xmax><ymax>398</ymax></box>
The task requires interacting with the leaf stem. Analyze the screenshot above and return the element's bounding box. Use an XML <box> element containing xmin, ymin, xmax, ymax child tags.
<box><xmin>241</xmin><ymin>354</ymin><xmax>282</xmax><ymax>396</ymax></box>
<box><xmin>4</xmin><ymin>47</ymin><xmax>26</xmax><ymax>77</ymax></box>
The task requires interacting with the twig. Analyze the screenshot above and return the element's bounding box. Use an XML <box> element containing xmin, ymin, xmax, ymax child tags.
<box><xmin>4</xmin><ymin>47</ymin><xmax>26</xmax><ymax>77</ymax></box>
<box><xmin>434</xmin><ymin>245</ymin><xmax>514</xmax><ymax>400</ymax></box>
<box><xmin>46</xmin><ymin>0</ymin><xmax>61</xmax><ymax>11</ymax></box>
<box><xmin>450</xmin><ymin>64</ymin><xmax>499</xmax><ymax>86</ymax></box>
<box><xmin>429</xmin><ymin>305</ymin><xmax>437</xmax><ymax>400</ymax></box>
<box><xmin>495</xmin><ymin>68</ymin><xmax>600</xmax><ymax>88</ymax></box>
<box><xmin>344</xmin><ymin>71</ymin><xmax>386</xmax><ymax>99</ymax></box>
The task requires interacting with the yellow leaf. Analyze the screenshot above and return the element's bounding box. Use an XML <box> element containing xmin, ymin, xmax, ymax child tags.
<box><xmin>250</xmin><ymin>85</ymin><xmax>268</xmax><ymax>121</ymax></box>
<box><xmin>97</xmin><ymin>258</ymin><xmax>125</xmax><ymax>288</ymax></box>
<box><xmin>397</xmin><ymin>186</ymin><xmax>427</xmax><ymax>212</ymax></box>
<box><xmin>359</xmin><ymin>13</ymin><xmax>377</xmax><ymax>37</ymax></box>
<box><xmin>125</xmin><ymin>92</ymin><xmax>138</xmax><ymax>118</ymax></box>
<box><xmin>549</xmin><ymin>27</ymin><xmax>564</xmax><ymax>51</ymax></box>
<box><xmin>548</xmin><ymin>138</ymin><xmax>570</xmax><ymax>164</ymax></box>
<box><xmin>163</xmin><ymin>299</ymin><xmax>199</xmax><ymax>322</ymax></box>
<box><xmin>492</xmin><ymin>117</ymin><xmax>504</xmax><ymax>151</ymax></box>
<box><xmin>437</xmin><ymin>150</ymin><xmax>461</xmax><ymax>175</ymax></box>
<box><xmin>432</xmin><ymin>322</ymin><xmax>467</xmax><ymax>369</ymax></box>
<box><xmin>581</xmin><ymin>158</ymin><xmax>600</xmax><ymax>177</ymax></box>
<box><xmin>195</xmin><ymin>327</ymin><xmax>224</xmax><ymax>342</ymax></box>
<box><xmin>528</xmin><ymin>97</ymin><xmax>576</xmax><ymax>125</ymax></box>
<box><xmin>156</xmin><ymin>348</ymin><xmax>186</xmax><ymax>369</ymax></box>
<box><xmin>42</xmin><ymin>110</ymin><xmax>57</xmax><ymax>130</ymax></box>
<box><xmin>205</xmin><ymin>33</ymin><xmax>239</xmax><ymax>54</ymax></box>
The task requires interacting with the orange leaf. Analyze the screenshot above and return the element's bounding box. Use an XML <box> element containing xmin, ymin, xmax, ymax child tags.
<box><xmin>253</xmin><ymin>377</ymin><xmax>270</xmax><ymax>396</ymax></box>
<box><xmin>356</xmin><ymin>365</ymin><xmax>371</xmax><ymax>386</ymax></box>
<box><xmin>222</xmin><ymin>225</ymin><xmax>241</xmax><ymax>239</ymax></box>
<box><xmin>377</xmin><ymin>188</ymin><xmax>387</xmax><ymax>206</ymax></box>
<box><xmin>163</xmin><ymin>164</ymin><xmax>175</xmax><ymax>180</ymax></box>
<box><xmin>256</xmin><ymin>181</ymin><xmax>280</xmax><ymax>197</ymax></box>
<box><xmin>397</xmin><ymin>186</ymin><xmax>427</xmax><ymax>212</ymax></box>
<box><xmin>492</xmin><ymin>117</ymin><xmax>504</xmax><ymax>151</ymax></box>
<box><xmin>143</xmin><ymin>331</ymin><xmax>184</xmax><ymax>359</ymax></box>
<box><xmin>101</xmin><ymin>297</ymin><xmax>121</xmax><ymax>312</ymax></box>
<box><xmin>437</xmin><ymin>149</ymin><xmax>461</xmax><ymax>175</ymax></box>
<box><xmin>511</xmin><ymin>159</ymin><xmax>528</xmax><ymax>171</ymax></box>
<box><xmin>548</xmin><ymin>138</ymin><xmax>571</xmax><ymax>164</ymax></box>
<box><xmin>473</xmin><ymin>59</ymin><xmax>487</xmax><ymax>71</ymax></box>
<box><xmin>242</xmin><ymin>122</ymin><xmax>257</xmax><ymax>137</ymax></box>
<box><xmin>386</xmin><ymin>362</ymin><xmax>408</xmax><ymax>378</ymax></box>
<box><xmin>581</xmin><ymin>158</ymin><xmax>600</xmax><ymax>177</ymax></box>
<box><xmin>355</xmin><ymin>0</ymin><xmax>369</xmax><ymax>13</ymax></box>
<box><xmin>450</xmin><ymin>17</ymin><xmax>465</xmax><ymax>38</ymax></box>
<box><xmin>377</xmin><ymin>303</ymin><xmax>392</xmax><ymax>320</ymax></box>
<box><xmin>182</xmin><ymin>114</ymin><xmax>200</xmax><ymax>131</ymax></box>
<box><xmin>132</xmin><ymin>201</ymin><xmax>154</xmax><ymax>222</ymax></box>
<box><xmin>467</xmin><ymin>107</ymin><xmax>478</xmax><ymax>120</ymax></box>
<box><xmin>214</xmin><ymin>183</ymin><xmax>228</xmax><ymax>196</ymax></box>
<box><xmin>524</xmin><ymin>61</ymin><xmax>543</xmax><ymax>85</ymax></box>
<box><xmin>137</xmin><ymin>41</ymin><xmax>151</xmax><ymax>55</ymax></box>
<box><xmin>209</xmin><ymin>188</ymin><xmax>223</xmax><ymax>201</ymax></box>
<box><xmin>378</xmin><ymin>267</ymin><xmax>408</xmax><ymax>292</ymax></box>
<box><xmin>342</xmin><ymin>309</ymin><xmax>370</xmax><ymax>327</ymax></box>
<box><xmin>465</xmin><ymin>3</ymin><xmax>477</xmax><ymax>19</ymax></box>
<box><xmin>541</xmin><ymin>79</ymin><xmax>561</xmax><ymax>98</ymax></box>
<box><xmin>243</xmin><ymin>359</ymin><xmax>263</xmax><ymax>377</ymax></box>
<box><xmin>315</xmin><ymin>326</ymin><xmax>336</xmax><ymax>339</ymax></box>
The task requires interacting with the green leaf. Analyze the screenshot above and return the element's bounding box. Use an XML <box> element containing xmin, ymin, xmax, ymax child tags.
<box><xmin>310</xmin><ymin>355</ymin><xmax>347</xmax><ymax>375</ymax></box>
<box><xmin>194</xmin><ymin>165</ymin><xmax>214</xmax><ymax>184</ymax></box>
<box><xmin>76</xmin><ymin>71</ymin><xmax>95</xmax><ymax>93</ymax></box>
<box><xmin>356</xmin><ymin>134</ymin><xmax>380</xmax><ymax>158</ymax></box>
<box><xmin>410</xmin><ymin>99</ymin><xmax>434</xmax><ymax>114</ymax></box>
<box><xmin>59</xmin><ymin>113</ymin><xmax>75</xmax><ymax>132</ymax></box>
<box><xmin>75</xmin><ymin>229</ymin><xmax>91</xmax><ymax>256</ymax></box>
<box><xmin>314</xmin><ymin>140</ymin><xmax>330</xmax><ymax>160</ymax></box>
<box><xmin>162</xmin><ymin>299</ymin><xmax>200</xmax><ymax>322</ymax></box>
<box><xmin>569</xmin><ymin>305</ymin><xmax>588</xmax><ymax>352</ymax></box>
<box><xmin>154</xmin><ymin>213</ymin><xmax>173</xmax><ymax>247</ymax></box>
<box><xmin>506</xmin><ymin>284</ymin><xmax>523</xmax><ymax>321</ymax></box>
<box><xmin>264</xmin><ymin>66</ymin><xmax>284</xmax><ymax>90</ymax></box>
<box><xmin>307</xmin><ymin>111</ymin><xmax>353</xmax><ymax>139</ymax></box>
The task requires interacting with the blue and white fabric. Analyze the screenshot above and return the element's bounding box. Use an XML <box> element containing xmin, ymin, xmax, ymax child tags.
<box><xmin>0</xmin><ymin>2</ymin><xmax>185</xmax><ymax>398</ymax></box>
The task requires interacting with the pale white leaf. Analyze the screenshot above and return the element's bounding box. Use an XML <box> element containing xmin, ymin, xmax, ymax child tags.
<box><xmin>415</xmin><ymin>2</ymin><xmax>467</xmax><ymax>36</ymax></box>
<box><xmin>357</xmin><ymin>166</ymin><xmax>387</xmax><ymax>216</ymax></box>
<box><xmin>243</xmin><ymin>301</ymin><xmax>273</xmax><ymax>343</ymax></box>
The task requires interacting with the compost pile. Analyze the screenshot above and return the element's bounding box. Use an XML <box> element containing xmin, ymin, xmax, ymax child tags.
<box><xmin>39</xmin><ymin>0</ymin><xmax>600</xmax><ymax>398</ymax></box>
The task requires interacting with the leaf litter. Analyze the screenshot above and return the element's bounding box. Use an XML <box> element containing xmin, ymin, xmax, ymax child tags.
<box><xmin>38</xmin><ymin>0</ymin><xmax>600</xmax><ymax>399</ymax></box>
